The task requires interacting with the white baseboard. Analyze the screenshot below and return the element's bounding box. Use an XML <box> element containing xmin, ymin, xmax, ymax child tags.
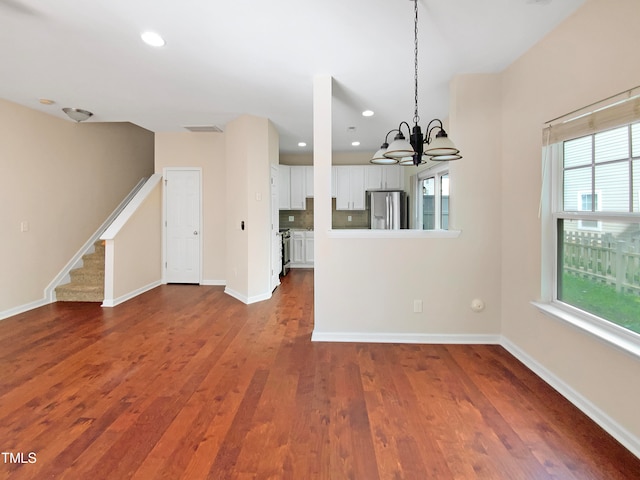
<box><xmin>0</xmin><ymin>298</ymin><xmax>51</xmax><ymax>321</ymax></box>
<box><xmin>201</xmin><ymin>279</ymin><xmax>226</xmax><ymax>286</ymax></box>
<box><xmin>501</xmin><ymin>336</ymin><xmax>640</xmax><ymax>459</ymax></box>
<box><xmin>101</xmin><ymin>281</ymin><xmax>161</xmax><ymax>308</ymax></box>
<box><xmin>311</xmin><ymin>331</ymin><xmax>502</xmax><ymax>345</ymax></box>
<box><xmin>224</xmin><ymin>288</ymin><xmax>272</xmax><ymax>305</ymax></box>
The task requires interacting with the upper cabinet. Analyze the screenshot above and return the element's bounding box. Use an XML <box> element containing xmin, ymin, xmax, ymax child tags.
<box><xmin>305</xmin><ymin>166</ymin><xmax>314</xmax><ymax>198</ymax></box>
<box><xmin>335</xmin><ymin>166</ymin><xmax>366</xmax><ymax>210</ymax></box>
<box><xmin>279</xmin><ymin>165</ymin><xmax>291</xmax><ymax>209</ymax></box>
<box><xmin>279</xmin><ymin>165</ymin><xmax>313</xmax><ymax>210</ymax></box>
<box><xmin>280</xmin><ymin>164</ymin><xmax>403</xmax><ymax>211</ymax></box>
<box><xmin>365</xmin><ymin>165</ymin><xmax>404</xmax><ymax>190</ymax></box>
<box><xmin>289</xmin><ymin>166</ymin><xmax>307</xmax><ymax>210</ymax></box>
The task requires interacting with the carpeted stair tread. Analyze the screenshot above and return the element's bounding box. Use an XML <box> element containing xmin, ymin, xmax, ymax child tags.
<box><xmin>55</xmin><ymin>284</ymin><xmax>104</xmax><ymax>302</ymax></box>
<box><xmin>55</xmin><ymin>241</ymin><xmax>105</xmax><ymax>302</ymax></box>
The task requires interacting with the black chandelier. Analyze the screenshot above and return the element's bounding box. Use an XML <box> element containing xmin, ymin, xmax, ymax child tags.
<box><xmin>371</xmin><ymin>0</ymin><xmax>462</xmax><ymax>166</ymax></box>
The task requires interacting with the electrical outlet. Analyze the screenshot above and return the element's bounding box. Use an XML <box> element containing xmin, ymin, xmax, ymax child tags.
<box><xmin>413</xmin><ymin>299</ymin><xmax>423</xmax><ymax>313</ymax></box>
<box><xmin>347</xmin><ymin>215</ymin><xmax>352</xmax><ymax>222</ymax></box>
<box><xmin>20</xmin><ymin>221</ymin><xmax>29</xmax><ymax>232</ymax></box>
<box><xmin>289</xmin><ymin>216</ymin><xmax>294</xmax><ymax>222</ymax></box>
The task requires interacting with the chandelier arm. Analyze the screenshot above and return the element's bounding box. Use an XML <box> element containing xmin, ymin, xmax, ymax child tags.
<box><xmin>425</xmin><ymin>119</ymin><xmax>443</xmax><ymax>136</ymax></box>
<box><xmin>384</xmin><ymin>129</ymin><xmax>399</xmax><ymax>143</ymax></box>
<box><xmin>426</xmin><ymin>124</ymin><xmax>444</xmax><ymax>144</ymax></box>
<box><xmin>398</xmin><ymin>121</ymin><xmax>412</xmax><ymax>137</ymax></box>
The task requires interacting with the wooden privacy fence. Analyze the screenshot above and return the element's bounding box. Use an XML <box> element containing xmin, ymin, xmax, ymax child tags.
<box><xmin>563</xmin><ymin>230</ymin><xmax>640</xmax><ymax>294</ymax></box>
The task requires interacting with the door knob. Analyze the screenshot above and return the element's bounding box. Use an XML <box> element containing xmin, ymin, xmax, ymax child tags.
<box><xmin>193</xmin><ymin>231</ymin><xmax>198</xmax><ymax>235</ymax></box>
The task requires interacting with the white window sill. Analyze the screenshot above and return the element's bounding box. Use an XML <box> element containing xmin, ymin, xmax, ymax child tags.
<box><xmin>328</xmin><ymin>229</ymin><xmax>461</xmax><ymax>239</ymax></box>
<box><xmin>532</xmin><ymin>300</ymin><xmax>640</xmax><ymax>360</ymax></box>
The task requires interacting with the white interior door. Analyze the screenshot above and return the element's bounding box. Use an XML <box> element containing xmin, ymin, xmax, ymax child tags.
<box><xmin>165</xmin><ymin>169</ymin><xmax>201</xmax><ymax>284</ymax></box>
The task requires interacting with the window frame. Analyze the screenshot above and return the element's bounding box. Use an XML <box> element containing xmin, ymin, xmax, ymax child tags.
<box><xmin>537</xmin><ymin>138</ymin><xmax>640</xmax><ymax>359</ymax></box>
<box><xmin>415</xmin><ymin>163</ymin><xmax>450</xmax><ymax>231</ymax></box>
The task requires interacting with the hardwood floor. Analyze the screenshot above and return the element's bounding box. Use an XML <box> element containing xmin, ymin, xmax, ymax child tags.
<box><xmin>0</xmin><ymin>270</ymin><xmax>638</xmax><ymax>479</ymax></box>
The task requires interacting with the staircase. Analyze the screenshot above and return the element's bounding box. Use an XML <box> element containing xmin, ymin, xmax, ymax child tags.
<box><xmin>55</xmin><ymin>241</ymin><xmax>105</xmax><ymax>302</ymax></box>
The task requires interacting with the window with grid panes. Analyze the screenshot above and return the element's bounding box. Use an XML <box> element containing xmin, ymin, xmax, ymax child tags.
<box><xmin>555</xmin><ymin>122</ymin><xmax>640</xmax><ymax>335</ymax></box>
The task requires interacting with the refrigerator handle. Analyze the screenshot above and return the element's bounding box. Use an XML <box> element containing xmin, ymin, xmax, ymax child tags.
<box><xmin>386</xmin><ymin>194</ymin><xmax>391</xmax><ymax>228</ymax></box>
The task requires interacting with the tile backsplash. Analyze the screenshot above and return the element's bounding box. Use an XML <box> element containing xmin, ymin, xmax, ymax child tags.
<box><xmin>279</xmin><ymin>198</ymin><xmax>369</xmax><ymax>229</ymax></box>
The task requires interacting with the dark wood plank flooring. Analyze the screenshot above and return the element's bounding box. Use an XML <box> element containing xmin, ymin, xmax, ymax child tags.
<box><xmin>0</xmin><ymin>270</ymin><xmax>638</xmax><ymax>479</ymax></box>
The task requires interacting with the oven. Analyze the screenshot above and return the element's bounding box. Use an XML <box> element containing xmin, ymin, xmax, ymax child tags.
<box><xmin>280</xmin><ymin>228</ymin><xmax>291</xmax><ymax>275</ymax></box>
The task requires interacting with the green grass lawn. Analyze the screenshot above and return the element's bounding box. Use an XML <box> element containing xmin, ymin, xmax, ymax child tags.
<box><xmin>560</xmin><ymin>273</ymin><xmax>640</xmax><ymax>335</ymax></box>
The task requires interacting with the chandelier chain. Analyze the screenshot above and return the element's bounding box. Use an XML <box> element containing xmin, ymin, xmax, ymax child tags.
<box><xmin>413</xmin><ymin>0</ymin><xmax>419</xmax><ymax>125</ymax></box>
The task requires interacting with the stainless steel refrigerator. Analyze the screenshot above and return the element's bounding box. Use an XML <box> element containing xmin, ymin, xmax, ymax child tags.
<box><xmin>367</xmin><ymin>190</ymin><xmax>407</xmax><ymax>229</ymax></box>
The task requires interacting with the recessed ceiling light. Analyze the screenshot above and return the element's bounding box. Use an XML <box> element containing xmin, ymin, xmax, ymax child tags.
<box><xmin>352</xmin><ymin>141</ymin><xmax>361</xmax><ymax>147</ymax></box>
<box><xmin>362</xmin><ymin>110</ymin><xmax>374</xmax><ymax>117</ymax></box>
<box><xmin>141</xmin><ymin>31</ymin><xmax>165</xmax><ymax>47</ymax></box>
<box><xmin>298</xmin><ymin>142</ymin><xmax>307</xmax><ymax>147</ymax></box>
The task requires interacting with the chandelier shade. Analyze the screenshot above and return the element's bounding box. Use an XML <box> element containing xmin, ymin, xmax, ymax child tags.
<box><xmin>371</xmin><ymin>149</ymin><xmax>399</xmax><ymax>165</ymax></box>
<box><xmin>384</xmin><ymin>132</ymin><xmax>414</xmax><ymax>159</ymax></box>
<box><xmin>430</xmin><ymin>153</ymin><xmax>462</xmax><ymax>162</ymax></box>
<box><xmin>370</xmin><ymin>129</ymin><xmax>400</xmax><ymax>164</ymax></box>
<box><xmin>398</xmin><ymin>154</ymin><xmax>427</xmax><ymax>166</ymax></box>
<box><xmin>424</xmin><ymin>130</ymin><xmax>459</xmax><ymax>156</ymax></box>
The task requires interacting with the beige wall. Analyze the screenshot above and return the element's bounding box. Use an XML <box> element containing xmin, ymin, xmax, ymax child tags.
<box><xmin>225</xmin><ymin>115</ymin><xmax>277</xmax><ymax>302</ymax></box>
<box><xmin>499</xmin><ymin>0</ymin><xmax>640</xmax><ymax>443</ymax></box>
<box><xmin>155</xmin><ymin>118</ymin><xmax>275</xmax><ymax>302</ymax></box>
<box><xmin>280</xmin><ymin>151</ymin><xmax>376</xmax><ymax>166</ymax></box>
<box><xmin>313</xmin><ymin>72</ymin><xmax>503</xmax><ymax>338</ymax></box>
<box><xmin>154</xmin><ymin>132</ymin><xmax>227</xmax><ymax>284</ymax></box>
<box><xmin>111</xmin><ymin>181</ymin><xmax>162</xmax><ymax>300</ymax></box>
<box><xmin>0</xmin><ymin>99</ymin><xmax>154</xmax><ymax>315</ymax></box>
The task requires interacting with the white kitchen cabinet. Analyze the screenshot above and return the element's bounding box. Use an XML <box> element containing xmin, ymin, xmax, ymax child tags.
<box><xmin>365</xmin><ymin>166</ymin><xmax>384</xmax><ymax>190</ymax></box>
<box><xmin>365</xmin><ymin>165</ymin><xmax>404</xmax><ymax>190</ymax></box>
<box><xmin>304</xmin><ymin>232</ymin><xmax>314</xmax><ymax>264</ymax></box>
<box><xmin>290</xmin><ymin>230</ymin><xmax>314</xmax><ymax>267</ymax></box>
<box><xmin>334</xmin><ymin>166</ymin><xmax>365</xmax><ymax>210</ymax></box>
<box><xmin>289</xmin><ymin>166</ymin><xmax>306</xmax><ymax>209</ymax></box>
<box><xmin>278</xmin><ymin>165</ymin><xmax>291</xmax><ymax>209</ymax></box>
<box><xmin>383</xmin><ymin>166</ymin><xmax>404</xmax><ymax>189</ymax></box>
<box><xmin>305</xmin><ymin>166</ymin><xmax>314</xmax><ymax>197</ymax></box>
<box><xmin>279</xmin><ymin>165</ymin><xmax>308</xmax><ymax>210</ymax></box>
<box><xmin>291</xmin><ymin>231</ymin><xmax>305</xmax><ymax>264</ymax></box>
<box><xmin>331</xmin><ymin>166</ymin><xmax>337</xmax><ymax>198</ymax></box>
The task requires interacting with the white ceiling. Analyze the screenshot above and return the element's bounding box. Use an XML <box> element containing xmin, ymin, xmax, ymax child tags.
<box><xmin>0</xmin><ymin>0</ymin><xmax>584</xmax><ymax>154</ymax></box>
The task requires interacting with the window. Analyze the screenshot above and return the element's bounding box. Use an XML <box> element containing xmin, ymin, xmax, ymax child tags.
<box><xmin>417</xmin><ymin>165</ymin><xmax>449</xmax><ymax>230</ymax></box>
<box><xmin>577</xmin><ymin>191</ymin><xmax>601</xmax><ymax>230</ymax></box>
<box><xmin>550</xmin><ymin>121</ymin><xmax>640</xmax><ymax>337</ymax></box>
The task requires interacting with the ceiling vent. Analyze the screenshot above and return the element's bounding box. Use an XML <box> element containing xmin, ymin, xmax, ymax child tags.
<box><xmin>183</xmin><ymin>125</ymin><xmax>223</xmax><ymax>133</ymax></box>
